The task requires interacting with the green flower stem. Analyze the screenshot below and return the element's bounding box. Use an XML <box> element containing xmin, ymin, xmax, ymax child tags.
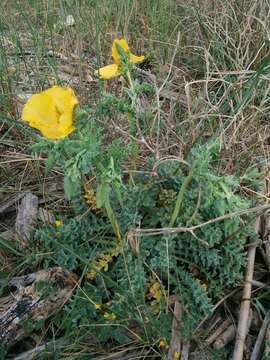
<box><xmin>169</xmin><ymin>163</ymin><xmax>196</xmax><ymax>228</ymax></box>
<box><xmin>125</xmin><ymin>69</ymin><xmax>134</xmax><ymax>91</ymax></box>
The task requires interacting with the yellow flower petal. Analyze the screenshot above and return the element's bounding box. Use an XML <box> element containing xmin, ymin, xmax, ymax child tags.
<box><xmin>112</xmin><ymin>38</ymin><xmax>145</xmax><ymax>65</ymax></box>
<box><xmin>95</xmin><ymin>64</ymin><xmax>120</xmax><ymax>79</ymax></box>
<box><xmin>45</xmin><ymin>86</ymin><xmax>78</xmax><ymax>113</ymax></box>
<box><xmin>39</xmin><ymin>126</ymin><xmax>74</xmax><ymax>139</ymax></box>
<box><xmin>129</xmin><ymin>53</ymin><xmax>145</xmax><ymax>64</ymax></box>
<box><xmin>95</xmin><ymin>39</ymin><xmax>145</xmax><ymax>80</ymax></box>
<box><xmin>22</xmin><ymin>93</ymin><xmax>58</xmax><ymax>128</ymax></box>
<box><xmin>112</xmin><ymin>38</ymin><xmax>130</xmax><ymax>64</ymax></box>
<box><xmin>22</xmin><ymin>85</ymin><xmax>78</xmax><ymax>139</ymax></box>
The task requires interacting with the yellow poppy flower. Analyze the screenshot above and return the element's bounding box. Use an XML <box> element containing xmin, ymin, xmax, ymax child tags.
<box><xmin>95</xmin><ymin>38</ymin><xmax>145</xmax><ymax>79</ymax></box>
<box><xmin>22</xmin><ymin>85</ymin><xmax>78</xmax><ymax>139</ymax></box>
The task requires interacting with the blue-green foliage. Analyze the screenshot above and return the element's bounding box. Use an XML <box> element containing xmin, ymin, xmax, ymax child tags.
<box><xmin>31</xmin><ymin>88</ymin><xmax>261</xmax><ymax>350</ymax></box>
<box><xmin>35</xmin><ymin>215</ymin><xmax>108</xmax><ymax>271</ymax></box>
<box><xmin>33</xmin><ymin>135</ymin><xmax>260</xmax><ymax>347</ymax></box>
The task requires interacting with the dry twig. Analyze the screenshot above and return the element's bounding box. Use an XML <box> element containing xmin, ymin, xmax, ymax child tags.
<box><xmin>134</xmin><ymin>204</ymin><xmax>270</xmax><ymax>237</ymax></box>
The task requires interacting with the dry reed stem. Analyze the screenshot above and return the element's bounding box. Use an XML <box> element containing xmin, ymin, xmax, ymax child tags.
<box><xmin>251</xmin><ymin>310</ymin><xmax>270</xmax><ymax>360</ymax></box>
<box><xmin>168</xmin><ymin>298</ymin><xmax>182</xmax><ymax>360</ymax></box>
<box><xmin>232</xmin><ymin>244</ymin><xmax>256</xmax><ymax>360</ymax></box>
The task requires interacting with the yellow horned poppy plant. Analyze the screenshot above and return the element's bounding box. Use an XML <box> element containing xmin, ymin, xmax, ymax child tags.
<box><xmin>95</xmin><ymin>38</ymin><xmax>145</xmax><ymax>79</ymax></box>
<box><xmin>22</xmin><ymin>86</ymin><xmax>78</xmax><ymax>139</ymax></box>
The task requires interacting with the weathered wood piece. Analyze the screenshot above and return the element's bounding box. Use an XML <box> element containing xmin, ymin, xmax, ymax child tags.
<box><xmin>15</xmin><ymin>192</ymin><xmax>38</xmax><ymax>246</ymax></box>
<box><xmin>0</xmin><ymin>267</ymin><xmax>77</xmax><ymax>348</ymax></box>
<box><xmin>0</xmin><ymin>192</ymin><xmax>27</xmax><ymax>214</ymax></box>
